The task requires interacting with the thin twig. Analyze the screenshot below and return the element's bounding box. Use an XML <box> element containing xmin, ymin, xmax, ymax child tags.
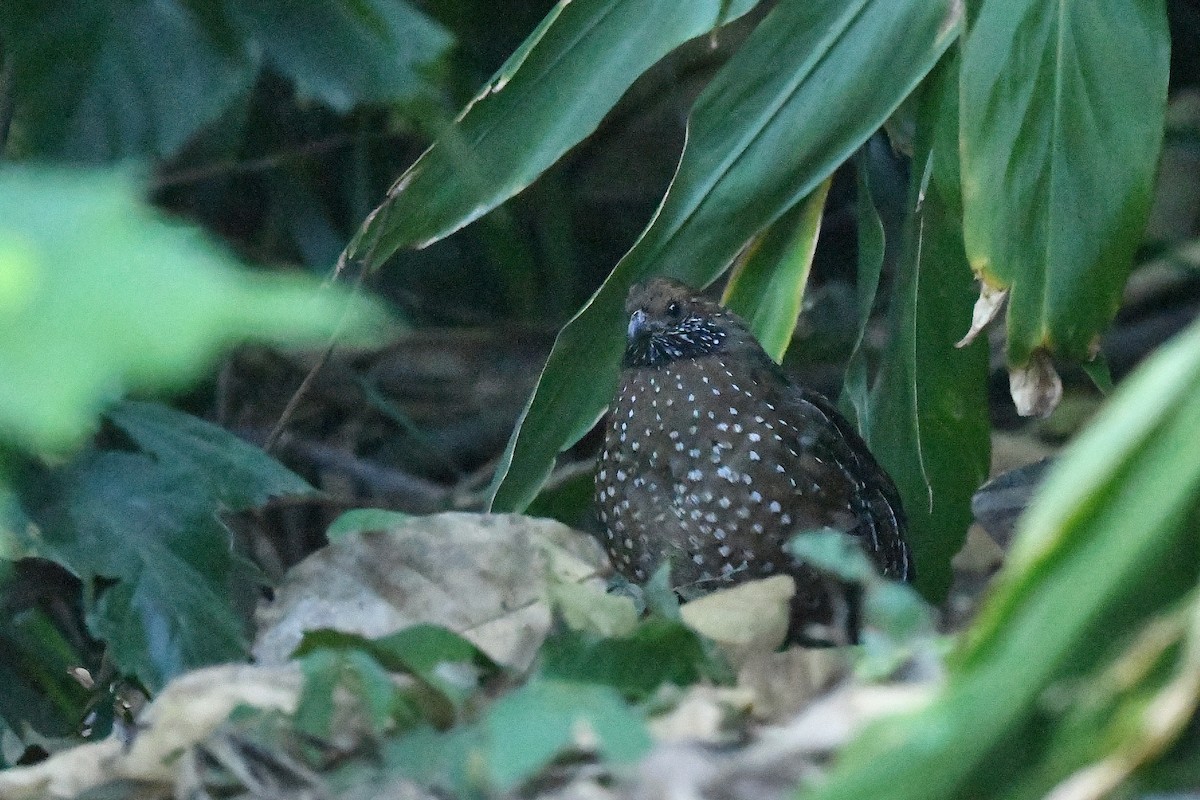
<box><xmin>150</xmin><ymin>133</ymin><xmax>353</xmax><ymax>190</ymax></box>
<box><xmin>265</xmin><ymin>198</ymin><xmax>387</xmax><ymax>453</ymax></box>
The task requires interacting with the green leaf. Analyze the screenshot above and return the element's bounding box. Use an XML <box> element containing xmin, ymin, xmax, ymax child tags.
<box><xmin>721</xmin><ymin>178</ymin><xmax>832</xmax><ymax>363</ymax></box>
<box><xmin>17</xmin><ymin>452</ymin><xmax>252</xmax><ymax>690</ymax></box>
<box><xmin>959</xmin><ymin>0</ymin><xmax>1170</xmax><ymax>365</ymax></box>
<box><xmin>294</xmin><ymin>626</ymin><xmax>498</xmax><ymax>724</ymax></box>
<box><xmin>797</xmin><ymin>304</ymin><xmax>1200</xmax><ymax>800</ymax></box>
<box><xmin>863</xmin><ymin>56</ymin><xmax>990</xmax><ymax>600</ymax></box>
<box><xmin>539</xmin><ymin>617</ymin><xmax>721</xmax><ymax>700</ymax></box>
<box><xmin>106</xmin><ymin>401</ymin><xmax>313</xmax><ymax>509</ymax></box>
<box><xmin>490</xmin><ymin>0</ymin><xmax>962</xmax><ymax>512</ymax></box>
<box><xmin>483</xmin><ymin>678</ymin><xmax>652</xmax><ymax>791</ymax></box>
<box><xmin>0</xmin><ymin>168</ymin><xmax>388</xmax><ymax>452</ymax></box>
<box><xmin>342</xmin><ymin>0</ymin><xmax>761</xmax><ymax>266</ymax></box>
<box><xmin>1</xmin><ymin>0</ymin><xmax>254</xmax><ymax>161</ymax></box>
<box><xmin>230</xmin><ymin>0</ymin><xmax>451</xmax><ymax>113</ymax></box>
<box><xmin>296</xmin><ymin>647</ymin><xmax>397</xmax><ymax>741</ymax></box>
<box><xmin>0</xmin><ymin>608</ymin><xmax>93</xmax><ymax>739</ymax></box>
<box><xmin>839</xmin><ymin>146</ymin><xmax>889</xmax><ymax>433</ymax></box>
<box><xmin>326</xmin><ymin>508</ymin><xmax>413</xmax><ymax>541</ymax></box>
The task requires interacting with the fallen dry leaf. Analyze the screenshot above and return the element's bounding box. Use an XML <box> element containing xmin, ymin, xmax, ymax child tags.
<box><xmin>254</xmin><ymin>512</ymin><xmax>610</xmax><ymax>670</ymax></box>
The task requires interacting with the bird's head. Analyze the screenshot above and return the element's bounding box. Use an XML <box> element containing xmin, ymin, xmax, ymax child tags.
<box><xmin>622</xmin><ymin>278</ymin><xmax>753</xmax><ymax>368</ymax></box>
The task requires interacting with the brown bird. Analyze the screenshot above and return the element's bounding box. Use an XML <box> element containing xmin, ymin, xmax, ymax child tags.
<box><xmin>595</xmin><ymin>278</ymin><xmax>912</xmax><ymax>641</ymax></box>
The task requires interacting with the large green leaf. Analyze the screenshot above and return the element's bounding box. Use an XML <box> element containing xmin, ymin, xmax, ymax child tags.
<box><xmin>959</xmin><ymin>0</ymin><xmax>1170</xmax><ymax>365</ymax></box>
<box><xmin>340</xmin><ymin>0</ymin><xmax>762</xmax><ymax>266</ymax></box>
<box><xmin>18</xmin><ymin>453</ymin><xmax>252</xmax><ymax>691</ymax></box>
<box><xmin>230</xmin><ymin>0</ymin><xmax>451</xmax><ymax>113</ymax></box>
<box><xmin>9</xmin><ymin>404</ymin><xmax>320</xmax><ymax>690</ymax></box>
<box><xmin>106</xmin><ymin>401</ymin><xmax>313</xmax><ymax>508</ymax></box>
<box><xmin>798</xmin><ymin>304</ymin><xmax>1200</xmax><ymax>799</ymax></box>
<box><xmin>1</xmin><ymin>0</ymin><xmax>450</xmax><ymax>162</ymax></box>
<box><xmin>490</xmin><ymin>0</ymin><xmax>962</xmax><ymax>511</ymax></box>
<box><xmin>863</xmin><ymin>57</ymin><xmax>990</xmax><ymax>600</ymax></box>
<box><xmin>0</xmin><ymin>168</ymin><xmax>387</xmax><ymax>452</ymax></box>
<box><xmin>1</xmin><ymin>0</ymin><xmax>254</xmax><ymax>161</ymax></box>
<box><xmin>721</xmin><ymin>178</ymin><xmax>832</xmax><ymax>363</ymax></box>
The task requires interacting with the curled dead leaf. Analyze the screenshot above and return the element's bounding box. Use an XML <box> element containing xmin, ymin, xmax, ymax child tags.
<box><xmin>1009</xmin><ymin>350</ymin><xmax>1063</xmax><ymax>417</ymax></box>
<box><xmin>955</xmin><ymin>282</ymin><xmax>1008</xmax><ymax>349</ymax></box>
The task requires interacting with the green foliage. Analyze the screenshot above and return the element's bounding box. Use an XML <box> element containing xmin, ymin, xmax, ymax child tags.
<box><xmin>0</xmin><ymin>0</ymin><xmax>1195</xmax><ymax>793</ymax></box>
<box><xmin>0</xmin><ymin>0</ymin><xmax>450</xmax><ymax>161</ymax></box>
<box><xmin>483</xmin><ymin>0</ymin><xmax>961</xmax><ymax>514</ymax></box>
<box><xmin>294</xmin><ymin>626</ymin><xmax>498</xmax><ymax>741</ymax></box>
<box><xmin>0</xmin><ymin>168</ymin><xmax>388</xmax><ymax>452</ymax></box>
<box><xmin>860</xmin><ymin>57</ymin><xmax>991</xmax><ymax>600</ymax></box>
<box><xmin>721</xmin><ymin>180</ymin><xmax>831</xmax><ymax>363</ymax></box>
<box><xmin>11</xmin><ymin>402</ymin><xmax>317</xmax><ymax>692</ymax></box>
<box><xmin>295</xmin><ymin>621</ymin><xmax>670</xmax><ymax>794</ymax></box>
<box><xmin>960</xmin><ymin>0</ymin><xmax>1170</xmax><ymax>365</ymax></box>
<box><xmin>343</xmin><ymin>0</ymin><xmax>761</xmax><ymax>264</ymax></box>
<box><xmin>539</xmin><ymin>617</ymin><xmax>726</xmax><ymax>700</ymax></box>
<box><xmin>797</xmin><ymin>312</ymin><xmax>1200</xmax><ymax>799</ymax></box>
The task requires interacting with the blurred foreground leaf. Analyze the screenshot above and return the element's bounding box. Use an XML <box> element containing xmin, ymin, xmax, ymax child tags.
<box><xmin>0</xmin><ymin>168</ymin><xmax>387</xmax><ymax>452</ymax></box>
<box><xmin>799</xmin><ymin>306</ymin><xmax>1200</xmax><ymax>799</ymax></box>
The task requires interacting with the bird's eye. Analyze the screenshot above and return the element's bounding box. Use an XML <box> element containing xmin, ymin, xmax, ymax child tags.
<box><xmin>666</xmin><ymin>301</ymin><xmax>683</xmax><ymax>319</ymax></box>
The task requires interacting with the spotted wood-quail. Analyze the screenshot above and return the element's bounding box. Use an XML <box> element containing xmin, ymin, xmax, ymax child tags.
<box><xmin>595</xmin><ymin>278</ymin><xmax>913</xmax><ymax>641</ymax></box>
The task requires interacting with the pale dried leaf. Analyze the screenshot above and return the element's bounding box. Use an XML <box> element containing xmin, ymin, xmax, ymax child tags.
<box><xmin>678</xmin><ymin>576</ymin><xmax>794</xmax><ymax>668</ymax></box>
<box><xmin>647</xmin><ymin>685</ymin><xmax>755</xmax><ymax>744</ymax></box>
<box><xmin>1009</xmin><ymin>350</ymin><xmax>1063</xmax><ymax>417</ymax></box>
<box><xmin>955</xmin><ymin>282</ymin><xmax>1008</xmax><ymax>348</ymax></box>
<box><xmin>0</xmin><ymin>664</ymin><xmax>300</xmax><ymax>799</ymax></box>
<box><xmin>253</xmin><ymin>513</ymin><xmax>610</xmax><ymax>670</ymax></box>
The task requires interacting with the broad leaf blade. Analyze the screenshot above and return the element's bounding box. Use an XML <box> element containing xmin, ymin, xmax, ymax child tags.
<box><xmin>864</xmin><ymin>57</ymin><xmax>990</xmax><ymax>600</ymax></box>
<box><xmin>230</xmin><ymin>0</ymin><xmax>451</xmax><ymax>113</ymax></box>
<box><xmin>106</xmin><ymin>401</ymin><xmax>313</xmax><ymax>509</ymax></box>
<box><xmin>490</xmin><ymin>0</ymin><xmax>962</xmax><ymax>511</ymax></box>
<box><xmin>1</xmin><ymin>0</ymin><xmax>254</xmax><ymax>161</ymax></box>
<box><xmin>959</xmin><ymin>0</ymin><xmax>1170</xmax><ymax>365</ymax></box>
<box><xmin>342</xmin><ymin>0</ymin><xmax>762</xmax><ymax>266</ymax></box>
<box><xmin>20</xmin><ymin>453</ymin><xmax>253</xmax><ymax>690</ymax></box>
<box><xmin>721</xmin><ymin>178</ymin><xmax>832</xmax><ymax>363</ymax></box>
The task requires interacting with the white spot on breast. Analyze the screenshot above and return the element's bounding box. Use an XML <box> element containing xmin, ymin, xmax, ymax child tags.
<box><xmin>749</xmin><ymin>451</ymin><xmax>760</xmax><ymax>461</ymax></box>
<box><xmin>769</xmin><ymin>501</ymin><xmax>782</xmax><ymax>513</ymax></box>
<box><xmin>748</xmin><ymin>432</ymin><xmax>761</xmax><ymax>442</ymax></box>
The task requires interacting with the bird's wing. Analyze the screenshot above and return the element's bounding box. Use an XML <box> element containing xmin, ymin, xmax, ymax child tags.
<box><xmin>779</xmin><ymin>383</ymin><xmax>913</xmax><ymax>581</ymax></box>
